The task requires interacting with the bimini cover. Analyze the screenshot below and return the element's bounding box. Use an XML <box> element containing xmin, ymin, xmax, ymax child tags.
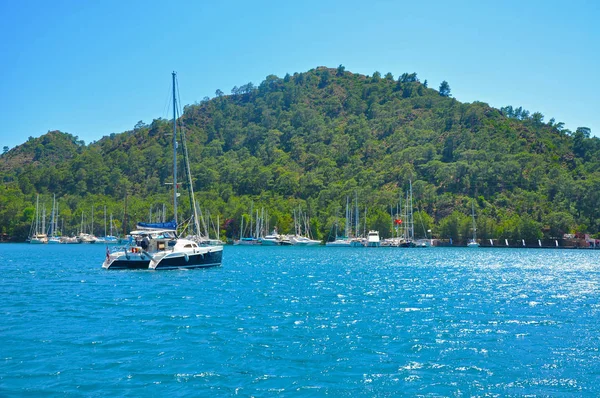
<box><xmin>136</xmin><ymin>220</ymin><xmax>177</xmax><ymax>231</ymax></box>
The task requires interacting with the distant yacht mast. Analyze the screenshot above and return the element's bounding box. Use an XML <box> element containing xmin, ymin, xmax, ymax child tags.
<box><xmin>172</xmin><ymin>71</ymin><xmax>178</xmax><ymax>226</ymax></box>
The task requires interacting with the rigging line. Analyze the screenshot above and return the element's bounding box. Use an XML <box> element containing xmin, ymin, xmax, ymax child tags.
<box><xmin>174</xmin><ymin>74</ymin><xmax>201</xmax><ymax>237</ymax></box>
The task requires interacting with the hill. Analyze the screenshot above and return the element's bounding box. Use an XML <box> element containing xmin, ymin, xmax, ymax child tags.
<box><xmin>1</xmin><ymin>66</ymin><xmax>599</xmax><ymax>242</ymax></box>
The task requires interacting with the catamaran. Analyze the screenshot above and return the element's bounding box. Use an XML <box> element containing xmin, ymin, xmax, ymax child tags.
<box><xmin>102</xmin><ymin>72</ymin><xmax>223</xmax><ymax>270</ymax></box>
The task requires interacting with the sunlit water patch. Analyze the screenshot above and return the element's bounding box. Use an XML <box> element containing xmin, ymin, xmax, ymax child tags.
<box><xmin>1</xmin><ymin>244</ymin><xmax>599</xmax><ymax>395</ymax></box>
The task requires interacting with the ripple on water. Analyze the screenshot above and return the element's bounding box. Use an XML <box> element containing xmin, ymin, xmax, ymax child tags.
<box><xmin>1</xmin><ymin>245</ymin><xmax>600</xmax><ymax>395</ymax></box>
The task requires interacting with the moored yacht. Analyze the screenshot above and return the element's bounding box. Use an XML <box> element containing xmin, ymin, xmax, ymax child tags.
<box><xmin>326</xmin><ymin>237</ymin><xmax>353</xmax><ymax>247</ymax></box>
<box><xmin>467</xmin><ymin>199</ymin><xmax>480</xmax><ymax>248</ymax></box>
<box><xmin>290</xmin><ymin>235</ymin><xmax>321</xmax><ymax>246</ymax></box>
<box><xmin>260</xmin><ymin>229</ymin><xmax>281</xmax><ymax>246</ymax></box>
<box><xmin>365</xmin><ymin>230</ymin><xmax>380</xmax><ymax>247</ymax></box>
<box><xmin>102</xmin><ymin>72</ymin><xmax>223</xmax><ymax>270</ymax></box>
<box><xmin>29</xmin><ymin>194</ymin><xmax>48</xmax><ymax>244</ymax></box>
<box><xmin>103</xmin><ymin>228</ymin><xmax>222</xmax><ymax>270</ymax></box>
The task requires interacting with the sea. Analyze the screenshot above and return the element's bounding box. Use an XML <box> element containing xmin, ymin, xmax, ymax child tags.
<box><xmin>1</xmin><ymin>244</ymin><xmax>599</xmax><ymax>396</ymax></box>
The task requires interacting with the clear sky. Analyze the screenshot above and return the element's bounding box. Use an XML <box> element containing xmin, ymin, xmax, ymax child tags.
<box><xmin>1</xmin><ymin>0</ymin><xmax>598</xmax><ymax>150</ymax></box>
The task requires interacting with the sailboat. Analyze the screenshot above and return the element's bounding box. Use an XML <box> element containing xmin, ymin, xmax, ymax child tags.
<box><xmin>77</xmin><ymin>210</ymin><xmax>97</xmax><ymax>243</ymax></box>
<box><xmin>467</xmin><ymin>199</ymin><xmax>480</xmax><ymax>248</ymax></box>
<box><xmin>290</xmin><ymin>207</ymin><xmax>321</xmax><ymax>246</ymax></box>
<box><xmin>29</xmin><ymin>194</ymin><xmax>48</xmax><ymax>244</ymax></box>
<box><xmin>327</xmin><ymin>197</ymin><xmax>355</xmax><ymax>247</ymax></box>
<box><xmin>103</xmin><ymin>72</ymin><xmax>223</xmax><ymax>270</ymax></box>
<box><xmin>47</xmin><ymin>194</ymin><xmax>61</xmax><ymax>244</ymax></box>
<box><xmin>96</xmin><ymin>206</ymin><xmax>118</xmax><ymax>244</ymax></box>
<box><xmin>234</xmin><ymin>205</ymin><xmax>260</xmax><ymax>245</ymax></box>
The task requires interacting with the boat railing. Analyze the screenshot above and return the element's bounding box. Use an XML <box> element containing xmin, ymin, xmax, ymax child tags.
<box><xmin>109</xmin><ymin>244</ymin><xmax>139</xmax><ymax>254</ymax></box>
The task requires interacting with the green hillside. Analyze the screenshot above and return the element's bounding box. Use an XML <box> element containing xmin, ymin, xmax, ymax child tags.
<box><xmin>1</xmin><ymin>66</ymin><xmax>599</xmax><ymax>242</ymax></box>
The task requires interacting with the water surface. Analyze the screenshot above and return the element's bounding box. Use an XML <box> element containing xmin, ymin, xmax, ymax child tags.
<box><xmin>1</xmin><ymin>244</ymin><xmax>599</xmax><ymax>395</ymax></box>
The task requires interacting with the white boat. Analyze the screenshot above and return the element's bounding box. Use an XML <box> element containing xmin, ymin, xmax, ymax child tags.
<box><xmin>103</xmin><ymin>229</ymin><xmax>222</xmax><ymax>270</ymax></box>
<box><xmin>467</xmin><ymin>199</ymin><xmax>480</xmax><ymax>248</ymax></box>
<box><xmin>290</xmin><ymin>235</ymin><xmax>321</xmax><ymax>246</ymax></box>
<box><xmin>326</xmin><ymin>198</ymin><xmax>354</xmax><ymax>247</ymax></box>
<box><xmin>278</xmin><ymin>235</ymin><xmax>293</xmax><ymax>246</ymax></box>
<box><xmin>103</xmin><ymin>72</ymin><xmax>223</xmax><ymax>270</ymax></box>
<box><xmin>260</xmin><ymin>229</ymin><xmax>281</xmax><ymax>246</ymax></box>
<box><xmin>78</xmin><ymin>233</ymin><xmax>97</xmax><ymax>244</ymax></box>
<box><xmin>326</xmin><ymin>238</ymin><xmax>353</xmax><ymax>247</ymax></box>
<box><xmin>290</xmin><ymin>207</ymin><xmax>321</xmax><ymax>246</ymax></box>
<box><xmin>60</xmin><ymin>236</ymin><xmax>79</xmax><ymax>244</ymax></box>
<box><xmin>414</xmin><ymin>239</ymin><xmax>432</xmax><ymax>248</ymax></box>
<box><xmin>29</xmin><ymin>234</ymin><xmax>48</xmax><ymax>244</ymax></box>
<box><xmin>365</xmin><ymin>230</ymin><xmax>380</xmax><ymax>247</ymax></box>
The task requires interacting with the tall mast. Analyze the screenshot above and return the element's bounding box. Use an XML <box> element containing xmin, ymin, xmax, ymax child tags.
<box><xmin>355</xmin><ymin>192</ymin><xmax>359</xmax><ymax>238</ymax></box>
<box><xmin>35</xmin><ymin>194</ymin><xmax>39</xmax><ymax>236</ymax></box>
<box><xmin>345</xmin><ymin>196</ymin><xmax>350</xmax><ymax>238</ymax></box>
<box><xmin>172</xmin><ymin>71</ymin><xmax>178</xmax><ymax>226</ymax></box>
<box><xmin>123</xmin><ymin>193</ymin><xmax>128</xmax><ymax>237</ymax></box>
<box><xmin>49</xmin><ymin>194</ymin><xmax>55</xmax><ymax>236</ymax></box>
<box><xmin>410</xmin><ymin>180</ymin><xmax>414</xmax><ymax>241</ymax></box>
<box><xmin>472</xmin><ymin>200</ymin><xmax>477</xmax><ymax>241</ymax></box>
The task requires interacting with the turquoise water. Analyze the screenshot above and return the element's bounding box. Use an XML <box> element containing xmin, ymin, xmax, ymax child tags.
<box><xmin>1</xmin><ymin>244</ymin><xmax>599</xmax><ymax>396</ymax></box>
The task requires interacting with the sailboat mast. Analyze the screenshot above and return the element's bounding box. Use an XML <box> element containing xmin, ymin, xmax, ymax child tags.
<box><xmin>472</xmin><ymin>200</ymin><xmax>477</xmax><ymax>241</ymax></box>
<box><xmin>50</xmin><ymin>194</ymin><xmax>55</xmax><ymax>236</ymax></box>
<box><xmin>123</xmin><ymin>193</ymin><xmax>128</xmax><ymax>237</ymax></box>
<box><xmin>172</xmin><ymin>71</ymin><xmax>178</xmax><ymax>226</ymax></box>
<box><xmin>355</xmin><ymin>193</ymin><xmax>359</xmax><ymax>238</ymax></box>
<box><xmin>35</xmin><ymin>194</ymin><xmax>39</xmax><ymax>235</ymax></box>
<box><xmin>345</xmin><ymin>196</ymin><xmax>350</xmax><ymax>238</ymax></box>
<box><xmin>410</xmin><ymin>180</ymin><xmax>414</xmax><ymax>241</ymax></box>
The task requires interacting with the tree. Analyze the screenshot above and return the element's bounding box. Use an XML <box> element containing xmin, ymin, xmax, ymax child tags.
<box><xmin>215</xmin><ymin>89</ymin><xmax>224</xmax><ymax>97</ymax></box>
<box><xmin>576</xmin><ymin>127</ymin><xmax>591</xmax><ymax>138</ymax></box>
<box><xmin>531</xmin><ymin>112</ymin><xmax>544</xmax><ymax>125</ymax></box>
<box><xmin>319</xmin><ymin>70</ymin><xmax>331</xmax><ymax>88</ymax></box>
<box><xmin>134</xmin><ymin>120</ymin><xmax>147</xmax><ymax>130</ymax></box>
<box><xmin>573</xmin><ymin>127</ymin><xmax>592</xmax><ymax>158</ymax></box>
<box><xmin>439</xmin><ymin>81</ymin><xmax>451</xmax><ymax>97</ymax></box>
<box><xmin>336</xmin><ymin>65</ymin><xmax>345</xmax><ymax>76</ymax></box>
<box><xmin>399</xmin><ymin>73</ymin><xmax>418</xmax><ymax>83</ymax></box>
<box><xmin>2</xmin><ymin>146</ymin><xmax>8</xmax><ymax>154</ymax></box>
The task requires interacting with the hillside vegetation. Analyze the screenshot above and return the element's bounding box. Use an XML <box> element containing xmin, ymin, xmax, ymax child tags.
<box><xmin>1</xmin><ymin>66</ymin><xmax>599</xmax><ymax>242</ymax></box>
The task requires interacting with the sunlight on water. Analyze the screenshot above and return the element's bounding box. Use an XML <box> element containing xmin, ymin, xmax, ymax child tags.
<box><xmin>0</xmin><ymin>244</ymin><xmax>599</xmax><ymax>395</ymax></box>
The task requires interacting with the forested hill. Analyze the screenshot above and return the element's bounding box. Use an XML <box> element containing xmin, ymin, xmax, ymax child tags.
<box><xmin>1</xmin><ymin>66</ymin><xmax>599</xmax><ymax>242</ymax></box>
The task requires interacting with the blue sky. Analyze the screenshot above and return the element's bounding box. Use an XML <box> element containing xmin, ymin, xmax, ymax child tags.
<box><xmin>1</xmin><ymin>0</ymin><xmax>598</xmax><ymax>150</ymax></box>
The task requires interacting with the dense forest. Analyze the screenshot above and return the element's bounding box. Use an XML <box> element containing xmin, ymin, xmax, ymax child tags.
<box><xmin>1</xmin><ymin>66</ymin><xmax>599</xmax><ymax>243</ymax></box>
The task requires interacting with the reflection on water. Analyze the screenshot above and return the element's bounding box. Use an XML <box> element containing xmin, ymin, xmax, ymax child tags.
<box><xmin>0</xmin><ymin>244</ymin><xmax>599</xmax><ymax>395</ymax></box>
